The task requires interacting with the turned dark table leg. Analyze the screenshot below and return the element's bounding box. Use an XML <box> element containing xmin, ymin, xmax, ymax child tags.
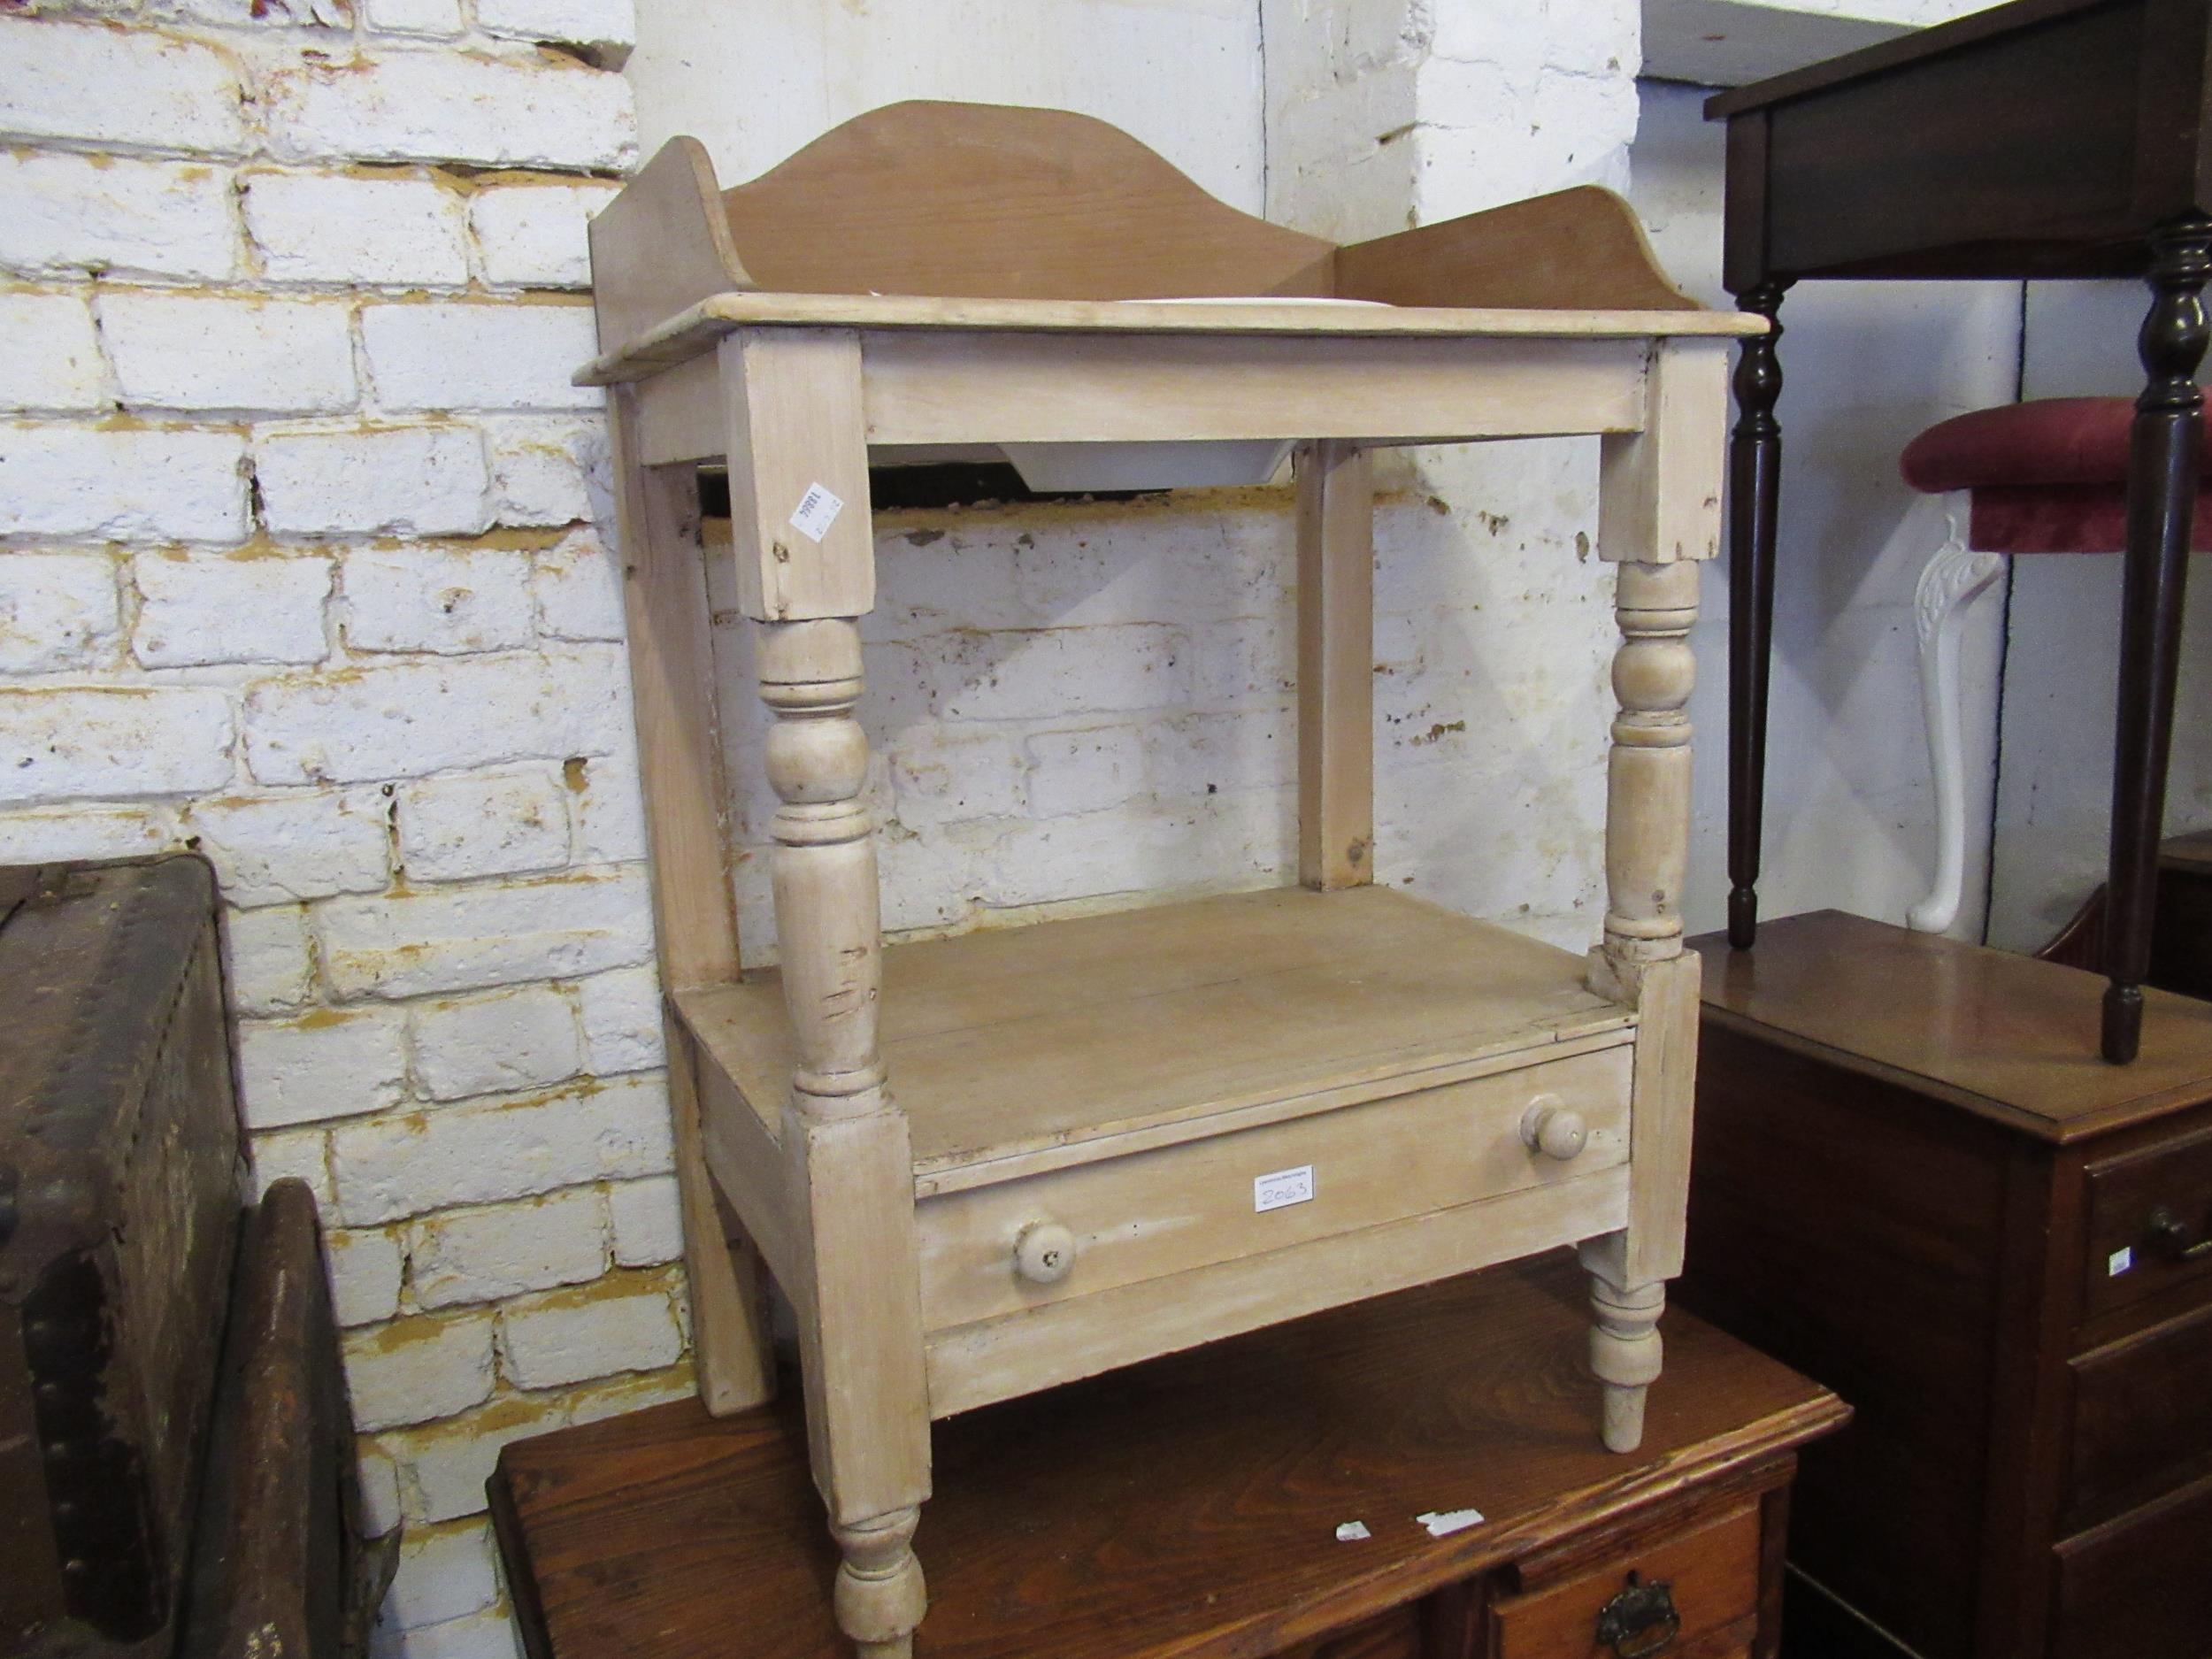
<box><xmin>2104</xmin><ymin>216</ymin><xmax>2212</xmax><ymax>1064</ymax></box>
<box><xmin>1727</xmin><ymin>281</ymin><xmax>1790</xmax><ymax>949</ymax></box>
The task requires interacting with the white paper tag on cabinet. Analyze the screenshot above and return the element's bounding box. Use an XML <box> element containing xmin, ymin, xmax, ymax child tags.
<box><xmin>788</xmin><ymin>483</ymin><xmax>845</xmax><ymax>543</ymax></box>
<box><xmin>1254</xmin><ymin>1164</ymin><xmax>1315</xmax><ymax>1212</ymax></box>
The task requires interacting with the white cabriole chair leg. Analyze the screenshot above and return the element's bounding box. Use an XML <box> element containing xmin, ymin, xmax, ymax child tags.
<box><xmin>1908</xmin><ymin>503</ymin><xmax>2006</xmax><ymax>934</ymax></box>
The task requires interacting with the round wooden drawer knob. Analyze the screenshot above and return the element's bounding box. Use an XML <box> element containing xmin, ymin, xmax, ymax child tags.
<box><xmin>1520</xmin><ymin>1098</ymin><xmax>1588</xmax><ymax>1162</ymax></box>
<box><xmin>1014</xmin><ymin>1221</ymin><xmax>1078</xmax><ymax>1285</ymax></box>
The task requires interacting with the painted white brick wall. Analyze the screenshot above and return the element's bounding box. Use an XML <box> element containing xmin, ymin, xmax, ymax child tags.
<box><xmin>9</xmin><ymin>4</ymin><xmax>1728</xmax><ymax>1655</ymax></box>
<box><xmin>1</xmin><ymin>6</ymin><xmax>658</xmax><ymax>1655</ymax></box>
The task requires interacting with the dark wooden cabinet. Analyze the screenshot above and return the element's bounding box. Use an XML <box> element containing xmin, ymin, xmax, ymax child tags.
<box><xmin>490</xmin><ymin>1256</ymin><xmax>1846</xmax><ymax>1659</ymax></box>
<box><xmin>1680</xmin><ymin>911</ymin><xmax>2212</xmax><ymax>1659</ymax></box>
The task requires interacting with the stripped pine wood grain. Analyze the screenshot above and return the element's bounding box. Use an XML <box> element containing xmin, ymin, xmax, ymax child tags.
<box><xmin>585</xmin><ymin>99</ymin><xmax>1727</xmax><ymax>1655</ymax></box>
<box><xmin>1296</xmin><ymin>440</ymin><xmax>1375</xmax><ymax>890</ymax></box>
<box><xmin>674</xmin><ymin>887</ymin><xmax>1632</xmax><ymax>1192</ymax></box>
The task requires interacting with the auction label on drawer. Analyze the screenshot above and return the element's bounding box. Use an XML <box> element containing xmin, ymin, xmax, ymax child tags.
<box><xmin>1254</xmin><ymin>1164</ymin><xmax>1316</xmax><ymax>1212</ymax></box>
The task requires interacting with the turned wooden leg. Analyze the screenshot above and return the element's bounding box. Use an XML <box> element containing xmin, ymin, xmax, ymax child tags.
<box><xmin>756</xmin><ymin>618</ymin><xmax>932</xmax><ymax>1659</ymax></box>
<box><xmin>833</xmin><ymin>1509</ymin><xmax>928</xmax><ymax>1659</ymax></box>
<box><xmin>1580</xmin><ymin>1234</ymin><xmax>1664</xmax><ymax>1453</ymax></box>
<box><xmin>1599</xmin><ymin>559</ymin><xmax>1700</xmax><ymax>987</ymax></box>
<box><xmin>1590</xmin><ymin>339</ymin><xmax>1724</xmax><ymax>1453</ymax></box>
<box><xmin>2105</xmin><ymin>215</ymin><xmax>2212</xmax><ymax>1064</ymax></box>
<box><xmin>1726</xmin><ymin>280</ymin><xmax>1789</xmax><ymax>949</ymax></box>
<box><xmin>1908</xmin><ymin>512</ymin><xmax>2006</xmax><ymax>936</ymax></box>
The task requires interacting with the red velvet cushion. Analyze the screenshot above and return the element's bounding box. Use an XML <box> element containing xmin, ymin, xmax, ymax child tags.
<box><xmin>1901</xmin><ymin>396</ymin><xmax>2212</xmax><ymax>553</ymax></box>
<box><xmin>1900</xmin><ymin>396</ymin><xmax>2212</xmax><ymax>493</ymax></box>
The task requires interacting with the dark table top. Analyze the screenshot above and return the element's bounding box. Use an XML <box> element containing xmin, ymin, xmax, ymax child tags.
<box><xmin>1695</xmin><ymin>910</ymin><xmax>2212</xmax><ymax>1142</ymax></box>
<box><xmin>490</xmin><ymin>1254</ymin><xmax>1845</xmax><ymax>1659</ymax></box>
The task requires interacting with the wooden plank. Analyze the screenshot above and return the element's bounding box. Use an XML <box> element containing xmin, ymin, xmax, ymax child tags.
<box><xmin>785</xmin><ymin>1110</ymin><xmax>931</xmax><ymax>1526</ymax></box>
<box><xmin>719</xmin><ymin>330</ymin><xmax>874</xmax><ymax>622</ymax></box>
<box><xmin>859</xmin><ymin>329</ymin><xmax>1656</xmax><ymax>448</ymax></box>
<box><xmin>580</xmin><ymin>297</ymin><xmax>1766</xmax><ymax>388</ymax></box>
<box><xmin>913</xmin><ymin>1047</ymin><xmax>1632</xmax><ymax>1333</ymax></box>
<box><xmin>608</xmin><ymin>407</ymin><xmax>739</xmax><ymax>988</ymax></box>
<box><xmin>1704</xmin><ymin>0</ymin><xmax>2114</xmax><ymax>116</ymax></box>
<box><xmin>637</xmin><ymin>333</ymin><xmax>1664</xmax><ymax>466</ymax></box>
<box><xmin>861</xmin><ymin>330</ymin><xmax>1652</xmax><ymax>447</ymax></box>
<box><xmin>490</xmin><ymin>1256</ymin><xmax>1847</xmax><ymax>1659</ymax></box>
<box><xmin>1624</xmin><ymin>949</ymin><xmax>1702</xmax><ymax>1285</ymax></box>
<box><xmin>586</xmin><ymin>137</ymin><xmax>751</xmax><ymax>356</ymax></box>
<box><xmin>605</xmin><ymin>394</ymin><xmax>774</xmax><ymax>1414</ymax></box>
<box><xmin>717</xmin><ymin>99</ymin><xmax>1335</xmax><ymax>303</ymax></box>
<box><xmin>923</xmin><ymin>1166</ymin><xmax>1634</xmax><ymax>1417</ymax></box>
<box><xmin>692</xmin><ymin>1037</ymin><xmax>797</xmax><ymax>1286</ymax></box>
<box><xmin>1336</xmin><ymin>185</ymin><xmax>1700</xmax><ymax>312</ymax></box>
<box><xmin>1692</xmin><ymin>910</ymin><xmax>2212</xmax><ymax>1142</ymax></box>
<box><xmin>1599</xmin><ymin>339</ymin><xmax>1730</xmax><ymax>563</ymax></box>
<box><xmin>632</xmin><ymin>350</ymin><xmax>723</xmax><ymax>472</ymax></box>
<box><xmin>675</xmin><ymin>887</ymin><xmax>1634</xmax><ymax>1189</ymax></box>
<box><xmin>1296</xmin><ymin>441</ymin><xmax>1375</xmax><ymax>889</ymax></box>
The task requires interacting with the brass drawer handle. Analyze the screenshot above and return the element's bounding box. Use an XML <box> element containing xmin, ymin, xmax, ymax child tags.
<box><xmin>2147</xmin><ymin>1207</ymin><xmax>2212</xmax><ymax>1262</ymax></box>
<box><xmin>1595</xmin><ymin>1573</ymin><xmax>1679</xmax><ymax>1658</ymax></box>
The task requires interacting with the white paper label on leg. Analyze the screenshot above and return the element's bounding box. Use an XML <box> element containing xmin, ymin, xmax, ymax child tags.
<box><xmin>788</xmin><ymin>483</ymin><xmax>844</xmax><ymax>543</ymax></box>
<box><xmin>1254</xmin><ymin>1164</ymin><xmax>1315</xmax><ymax>1212</ymax></box>
<box><xmin>2108</xmin><ymin>1246</ymin><xmax>2133</xmax><ymax>1277</ymax></box>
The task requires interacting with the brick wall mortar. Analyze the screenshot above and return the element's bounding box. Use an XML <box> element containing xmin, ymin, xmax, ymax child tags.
<box><xmin>1</xmin><ymin>5</ymin><xmax>648</xmax><ymax>1655</ymax></box>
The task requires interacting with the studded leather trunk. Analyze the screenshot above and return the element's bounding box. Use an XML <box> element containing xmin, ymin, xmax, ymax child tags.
<box><xmin>0</xmin><ymin>856</ymin><xmax>244</xmax><ymax>1658</ymax></box>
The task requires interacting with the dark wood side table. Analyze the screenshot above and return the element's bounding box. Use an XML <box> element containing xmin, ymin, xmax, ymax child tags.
<box><xmin>1681</xmin><ymin>911</ymin><xmax>2212</xmax><ymax>1659</ymax></box>
<box><xmin>488</xmin><ymin>1256</ymin><xmax>1846</xmax><ymax>1659</ymax></box>
<box><xmin>1707</xmin><ymin>0</ymin><xmax>2212</xmax><ymax>1061</ymax></box>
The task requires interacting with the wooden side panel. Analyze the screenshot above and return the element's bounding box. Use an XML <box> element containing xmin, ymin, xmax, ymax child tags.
<box><xmin>1678</xmin><ymin>1018</ymin><xmax>2012</xmax><ymax>1659</ymax></box>
<box><xmin>1624</xmin><ymin>949</ymin><xmax>1701</xmax><ymax>1284</ymax></box>
<box><xmin>1599</xmin><ymin>339</ymin><xmax>1730</xmax><ymax>565</ymax></box>
<box><xmin>786</xmin><ymin>1111</ymin><xmax>932</xmax><ymax>1525</ymax></box>
<box><xmin>588</xmin><ymin>137</ymin><xmax>750</xmax><ymax>353</ymax></box>
<box><xmin>607</xmin><ymin>394</ymin><xmax>774</xmax><ymax>1414</ymax></box>
<box><xmin>1295</xmin><ymin>440</ymin><xmax>1375</xmax><ymax>889</ymax></box>
<box><xmin>860</xmin><ymin>331</ymin><xmax>1651</xmax><ymax>447</ymax></box>
<box><xmin>720</xmin><ymin>330</ymin><xmax>875</xmax><ymax>622</ymax></box>
<box><xmin>609</xmin><ymin>404</ymin><xmax>740</xmax><ymax>990</ymax></box>
<box><xmin>718</xmin><ymin>99</ymin><xmax>1335</xmax><ymax>302</ymax></box>
<box><xmin>1336</xmin><ymin>185</ymin><xmax>1701</xmax><ymax>312</ymax></box>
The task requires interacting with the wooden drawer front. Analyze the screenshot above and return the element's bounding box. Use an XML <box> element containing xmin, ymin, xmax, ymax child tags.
<box><xmin>1272</xmin><ymin>1606</ymin><xmax>1423</xmax><ymax>1659</ymax></box>
<box><xmin>1489</xmin><ymin>1502</ymin><xmax>1761</xmax><ymax>1658</ymax></box>
<box><xmin>2083</xmin><ymin>1122</ymin><xmax>2212</xmax><ymax>1320</ymax></box>
<box><xmin>915</xmin><ymin>1045</ymin><xmax>1631</xmax><ymax>1333</ymax></box>
<box><xmin>2053</xmin><ymin>1466</ymin><xmax>2212</xmax><ymax>1659</ymax></box>
<box><xmin>2068</xmin><ymin>1298</ymin><xmax>2212</xmax><ymax>1519</ymax></box>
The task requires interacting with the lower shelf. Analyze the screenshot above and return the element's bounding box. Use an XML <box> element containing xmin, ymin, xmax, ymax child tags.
<box><xmin>675</xmin><ymin>883</ymin><xmax>1632</xmax><ymax>1188</ymax></box>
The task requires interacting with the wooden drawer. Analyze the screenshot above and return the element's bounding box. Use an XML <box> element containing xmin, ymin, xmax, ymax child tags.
<box><xmin>1489</xmin><ymin>1502</ymin><xmax>1761</xmax><ymax>1658</ymax></box>
<box><xmin>2067</xmin><ymin>1298</ymin><xmax>2212</xmax><ymax>1520</ymax></box>
<box><xmin>1272</xmin><ymin>1606</ymin><xmax>1422</xmax><ymax>1659</ymax></box>
<box><xmin>915</xmin><ymin>1045</ymin><xmax>1632</xmax><ymax>1333</ymax></box>
<box><xmin>2052</xmin><ymin>1465</ymin><xmax>2212</xmax><ymax>1659</ymax></box>
<box><xmin>2082</xmin><ymin>1122</ymin><xmax>2212</xmax><ymax>1321</ymax></box>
